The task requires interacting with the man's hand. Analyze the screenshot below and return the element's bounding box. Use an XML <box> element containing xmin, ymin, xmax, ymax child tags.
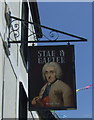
<box><xmin>31</xmin><ymin>96</ymin><xmax>44</xmax><ymax>107</ymax></box>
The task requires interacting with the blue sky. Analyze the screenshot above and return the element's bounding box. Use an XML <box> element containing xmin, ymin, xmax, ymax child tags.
<box><xmin>37</xmin><ymin>2</ymin><xmax>92</xmax><ymax>118</ymax></box>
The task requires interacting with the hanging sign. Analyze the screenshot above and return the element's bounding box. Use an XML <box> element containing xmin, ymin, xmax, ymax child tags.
<box><xmin>28</xmin><ymin>45</ymin><xmax>77</xmax><ymax>110</ymax></box>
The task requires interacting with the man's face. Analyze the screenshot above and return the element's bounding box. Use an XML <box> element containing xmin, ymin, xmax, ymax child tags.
<box><xmin>45</xmin><ymin>66</ymin><xmax>56</xmax><ymax>83</ymax></box>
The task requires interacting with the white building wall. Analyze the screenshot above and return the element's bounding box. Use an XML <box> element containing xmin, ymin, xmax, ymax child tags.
<box><xmin>0</xmin><ymin>35</ymin><xmax>4</xmax><ymax>120</ymax></box>
<box><xmin>0</xmin><ymin>2</ymin><xmax>18</xmax><ymax>118</ymax></box>
<box><xmin>0</xmin><ymin>1</ymin><xmax>40</xmax><ymax>119</ymax></box>
<box><xmin>0</xmin><ymin>2</ymin><xmax>6</xmax><ymax>119</ymax></box>
<box><xmin>3</xmin><ymin>54</ymin><xmax>17</xmax><ymax>118</ymax></box>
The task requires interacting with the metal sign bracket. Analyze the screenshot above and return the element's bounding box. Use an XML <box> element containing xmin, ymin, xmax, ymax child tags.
<box><xmin>5</xmin><ymin>10</ymin><xmax>87</xmax><ymax>47</ymax></box>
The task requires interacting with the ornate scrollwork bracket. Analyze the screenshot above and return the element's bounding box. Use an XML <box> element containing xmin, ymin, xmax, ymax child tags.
<box><xmin>5</xmin><ymin>11</ymin><xmax>87</xmax><ymax>48</ymax></box>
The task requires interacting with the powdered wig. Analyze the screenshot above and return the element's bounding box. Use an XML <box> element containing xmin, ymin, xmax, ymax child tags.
<box><xmin>42</xmin><ymin>62</ymin><xmax>63</xmax><ymax>81</ymax></box>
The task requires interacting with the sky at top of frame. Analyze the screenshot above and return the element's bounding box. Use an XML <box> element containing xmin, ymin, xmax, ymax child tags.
<box><xmin>0</xmin><ymin>0</ymin><xmax>93</xmax><ymax>2</ymax></box>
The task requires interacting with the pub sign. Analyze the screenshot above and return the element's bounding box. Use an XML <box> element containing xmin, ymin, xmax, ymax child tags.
<box><xmin>28</xmin><ymin>45</ymin><xmax>77</xmax><ymax>110</ymax></box>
